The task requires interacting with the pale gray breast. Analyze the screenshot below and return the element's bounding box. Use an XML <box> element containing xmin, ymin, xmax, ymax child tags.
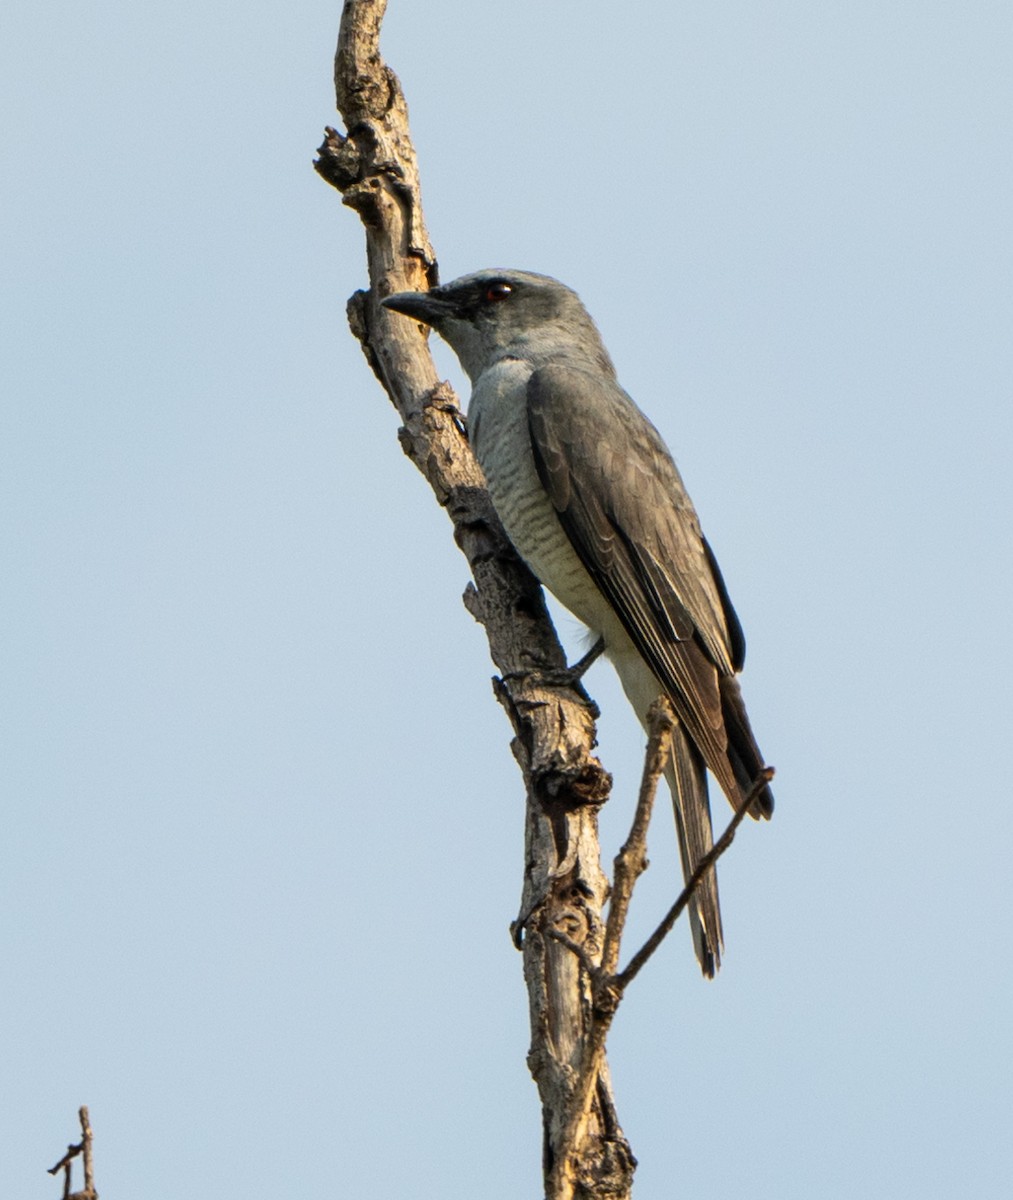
<box><xmin>468</xmin><ymin>360</ymin><xmax>619</xmax><ymax>638</ymax></box>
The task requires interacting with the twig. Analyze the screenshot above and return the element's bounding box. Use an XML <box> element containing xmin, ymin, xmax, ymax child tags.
<box><xmin>544</xmin><ymin>926</ymin><xmax>599</xmax><ymax>979</ymax></box>
<box><xmin>601</xmin><ymin>698</ymin><xmax>675</xmax><ymax>978</ymax></box>
<box><xmin>47</xmin><ymin>1106</ymin><xmax>97</xmax><ymax>1200</ymax></box>
<box><xmin>615</xmin><ymin>766</ymin><xmax>775</xmax><ymax>992</ymax></box>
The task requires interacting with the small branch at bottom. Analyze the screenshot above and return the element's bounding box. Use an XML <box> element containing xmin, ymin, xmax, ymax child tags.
<box><xmin>48</xmin><ymin>1106</ymin><xmax>97</xmax><ymax>1200</ymax></box>
<box><xmin>601</xmin><ymin>698</ymin><xmax>675</xmax><ymax>979</ymax></box>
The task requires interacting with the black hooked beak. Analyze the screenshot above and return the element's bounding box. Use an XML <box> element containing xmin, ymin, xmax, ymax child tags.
<box><xmin>381</xmin><ymin>289</ymin><xmax>456</xmax><ymax>328</ymax></box>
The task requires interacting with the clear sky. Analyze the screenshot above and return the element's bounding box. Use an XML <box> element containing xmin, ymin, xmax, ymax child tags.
<box><xmin>3</xmin><ymin>2</ymin><xmax>1011</xmax><ymax>1197</ymax></box>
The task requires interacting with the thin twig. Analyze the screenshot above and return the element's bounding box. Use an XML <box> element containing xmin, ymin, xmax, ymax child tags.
<box><xmin>47</xmin><ymin>1146</ymin><xmax>81</xmax><ymax>1178</ymax></box>
<box><xmin>47</xmin><ymin>1106</ymin><xmax>97</xmax><ymax>1200</ymax></box>
<box><xmin>544</xmin><ymin>926</ymin><xmax>599</xmax><ymax>979</ymax></box>
<box><xmin>615</xmin><ymin>766</ymin><xmax>775</xmax><ymax>992</ymax></box>
<box><xmin>601</xmin><ymin>698</ymin><xmax>675</xmax><ymax>978</ymax></box>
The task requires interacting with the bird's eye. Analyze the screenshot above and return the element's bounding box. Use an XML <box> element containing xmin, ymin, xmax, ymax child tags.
<box><xmin>484</xmin><ymin>282</ymin><xmax>513</xmax><ymax>302</ymax></box>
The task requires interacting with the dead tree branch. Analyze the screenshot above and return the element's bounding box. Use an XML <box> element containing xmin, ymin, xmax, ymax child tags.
<box><xmin>317</xmin><ymin>2</ymin><xmax>630</xmax><ymax>1196</ymax></box>
<box><xmin>47</xmin><ymin>1106</ymin><xmax>97</xmax><ymax>1200</ymax></box>
<box><xmin>602</xmin><ymin>700</ymin><xmax>677</xmax><ymax>980</ymax></box>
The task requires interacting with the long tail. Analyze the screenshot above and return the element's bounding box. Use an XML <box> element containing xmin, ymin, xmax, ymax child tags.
<box><xmin>666</xmin><ymin>720</ymin><xmax>723</xmax><ymax>978</ymax></box>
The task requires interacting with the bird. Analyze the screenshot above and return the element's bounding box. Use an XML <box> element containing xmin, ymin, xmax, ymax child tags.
<box><xmin>382</xmin><ymin>269</ymin><xmax>772</xmax><ymax>976</ymax></box>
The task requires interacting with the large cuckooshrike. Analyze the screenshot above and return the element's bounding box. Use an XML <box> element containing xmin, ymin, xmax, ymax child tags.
<box><xmin>383</xmin><ymin>269</ymin><xmax>773</xmax><ymax>976</ymax></box>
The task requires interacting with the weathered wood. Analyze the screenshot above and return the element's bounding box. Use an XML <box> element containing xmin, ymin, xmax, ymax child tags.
<box><xmin>316</xmin><ymin>3</ymin><xmax>634</xmax><ymax>1196</ymax></box>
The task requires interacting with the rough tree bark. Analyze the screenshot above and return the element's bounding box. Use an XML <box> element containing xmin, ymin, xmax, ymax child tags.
<box><xmin>315</xmin><ymin>3</ymin><xmax>633</xmax><ymax>1195</ymax></box>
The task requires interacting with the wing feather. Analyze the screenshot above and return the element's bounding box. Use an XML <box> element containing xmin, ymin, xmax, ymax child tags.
<box><xmin>527</xmin><ymin>363</ymin><xmax>747</xmax><ymax>800</ymax></box>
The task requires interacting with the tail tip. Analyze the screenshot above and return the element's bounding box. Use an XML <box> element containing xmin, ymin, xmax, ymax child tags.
<box><xmin>749</xmin><ymin>765</ymin><xmax>775</xmax><ymax>820</ymax></box>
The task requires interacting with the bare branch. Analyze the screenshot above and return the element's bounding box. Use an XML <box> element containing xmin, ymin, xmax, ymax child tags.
<box><xmin>319</xmin><ymin>4</ymin><xmax>631</xmax><ymax>1196</ymax></box>
<box><xmin>47</xmin><ymin>1107</ymin><xmax>97</xmax><ymax>1200</ymax></box>
<box><xmin>602</xmin><ymin>699</ymin><xmax>676</xmax><ymax>978</ymax></box>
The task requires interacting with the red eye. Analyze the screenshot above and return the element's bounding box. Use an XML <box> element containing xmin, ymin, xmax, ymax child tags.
<box><xmin>484</xmin><ymin>282</ymin><xmax>513</xmax><ymax>302</ymax></box>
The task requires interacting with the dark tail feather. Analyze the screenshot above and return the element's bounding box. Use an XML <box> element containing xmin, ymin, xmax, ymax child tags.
<box><xmin>666</xmin><ymin>722</ymin><xmax>723</xmax><ymax>977</ymax></box>
<box><xmin>720</xmin><ymin>675</ymin><xmax>774</xmax><ymax>819</ymax></box>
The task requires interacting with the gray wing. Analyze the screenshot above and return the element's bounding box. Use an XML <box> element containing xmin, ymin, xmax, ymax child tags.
<box><xmin>527</xmin><ymin>362</ymin><xmax>757</xmax><ymax>806</ymax></box>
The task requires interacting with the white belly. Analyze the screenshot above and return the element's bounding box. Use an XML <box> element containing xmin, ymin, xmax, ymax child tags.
<box><xmin>468</xmin><ymin>359</ymin><xmax>648</xmax><ymax>706</ymax></box>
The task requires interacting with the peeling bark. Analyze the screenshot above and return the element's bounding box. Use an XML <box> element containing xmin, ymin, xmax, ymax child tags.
<box><xmin>316</xmin><ymin>3</ymin><xmax>635</xmax><ymax>1195</ymax></box>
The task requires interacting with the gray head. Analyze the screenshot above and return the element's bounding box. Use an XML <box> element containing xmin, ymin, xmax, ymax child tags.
<box><xmin>382</xmin><ymin>269</ymin><xmax>616</xmax><ymax>382</ymax></box>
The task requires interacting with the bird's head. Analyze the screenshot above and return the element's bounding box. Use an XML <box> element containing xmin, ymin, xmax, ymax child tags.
<box><xmin>382</xmin><ymin>269</ymin><xmax>612</xmax><ymax>381</ymax></box>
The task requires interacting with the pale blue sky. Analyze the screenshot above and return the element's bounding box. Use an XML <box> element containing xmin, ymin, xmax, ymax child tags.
<box><xmin>3</xmin><ymin>2</ymin><xmax>1011</xmax><ymax>1197</ymax></box>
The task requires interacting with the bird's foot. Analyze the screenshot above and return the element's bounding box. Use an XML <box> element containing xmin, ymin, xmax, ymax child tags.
<box><xmin>501</xmin><ymin>638</ymin><xmax>605</xmax><ymax>715</ymax></box>
<box><xmin>567</xmin><ymin>636</ymin><xmax>606</xmax><ymax>681</ymax></box>
<box><xmin>537</xmin><ymin>636</ymin><xmax>605</xmax><ymax>688</ymax></box>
